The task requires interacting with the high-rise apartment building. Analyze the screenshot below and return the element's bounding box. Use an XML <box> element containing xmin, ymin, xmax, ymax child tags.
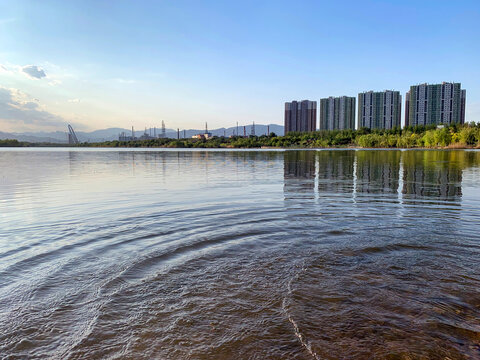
<box><xmin>357</xmin><ymin>90</ymin><xmax>402</xmax><ymax>130</ymax></box>
<box><xmin>284</xmin><ymin>100</ymin><xmax>317</xmax><ymax>134</ymax></box>
<box><xmin>405</xmin><ymin>82</ymin><xmax>466</xmax><ymax>126</ymax></box>
<box><xmin>319</xmin><ymin>96</ymin><xmax>356</xmax><ymax>130</ymax></box>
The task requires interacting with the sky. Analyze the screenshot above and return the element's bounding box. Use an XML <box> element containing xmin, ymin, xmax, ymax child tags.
<box><xmin>0</xmin><ymin>0</ymin><xmax>479</xmax><ymax>132</ymax></box>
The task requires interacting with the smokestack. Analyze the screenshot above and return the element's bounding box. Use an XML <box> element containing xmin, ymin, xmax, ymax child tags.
<box><xmin>177</xmin><ymin>128</ymin><xmax>180</xmax><ymax>139</ymax></box>
<box><xmin>244</xmin><ymin>126</ymin><xmax>246</xmax><ymax>137</ymax></box>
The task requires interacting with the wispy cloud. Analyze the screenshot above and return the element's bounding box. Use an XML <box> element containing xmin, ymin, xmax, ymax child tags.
<box><xmin>22</xmin><ymin>65</ymin><xmax>47</xmax><ymax>79</ymax></box>
<box><xmin>48</xmin><ymin>79</ymin><xmax>62</xmax><ymax>86</ymax></box>
<box><xmin>68</xmin><ymin>98</ymin><xmax>80</xmax><ymax>103</ymax></box>
<box><xmin>113</xmin><ymin>78</ymin><xmax>137</xmax><ymax>84</ymax></box>
<box><xmin>0</xmin><ymin>63</ymin><xmax>18</xmax><ymax>74</ymax></box>
<box><xmin>0</xmin><ymin>86</ymin><xmax>67</xmax><ymax>129</ymax></box>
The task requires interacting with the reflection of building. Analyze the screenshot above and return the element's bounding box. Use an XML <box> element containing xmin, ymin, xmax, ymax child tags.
<box><xmin>405</xmin><ymin>82</ymin><xmax>466</xmax><ymax>126</ymax></box>
<box><xmin>402</xmin><ymin>151</ymin><xmax>462</xmax><ymax>201</ymax></box>
<box><xmin>319</xmin><ymin>96</ymin><xmax>356</xmax><ymax>130</ymax></box>
<box><xmin>358</xmin><ymin>91</ymin><xmax>402</xmax><ymax>130</ymax></box>
<box><xmin>317</xmin><ymin>150</ymin><xmax>355</xmax><ymax>193</ymax></box>
<box><xmin>284</xmin><ymin>100</ymin><xmax>317</xmax><ymax>134</ymax></box>
<box><xmin>284</xmin><ymin>151</ymin><xmax>316</xmax><ymax>179</ymax></box>
<box><xmin>283</xmin><ymin>151</ymin><xmax>316</xmax><ymax>199</ymax></box>
<box><xmin>355</xmin><ymin>151</ymin><xmax>401</xmax><ymax>194</ymax></box>
<box><xmin>281</xmin><ymin>150</ymin><xmax>471</xmax><ymax>207</ymax></box>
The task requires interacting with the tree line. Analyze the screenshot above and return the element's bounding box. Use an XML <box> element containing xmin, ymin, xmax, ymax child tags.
<box><xmin>2</xmin><ymin>123</ymin><xmax>480</xmax><ymax>148</ymax></box>
<box><xmin>83</xmin><ymin>123</ymin><xmax>480</xmax><ymax>148</ymax></box>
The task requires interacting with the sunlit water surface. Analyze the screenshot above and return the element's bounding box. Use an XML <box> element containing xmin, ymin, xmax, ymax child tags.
<box><xmin>1</xmin><ymin>148</ymin><xmax>480</xmax><ymax>359</ymax></box>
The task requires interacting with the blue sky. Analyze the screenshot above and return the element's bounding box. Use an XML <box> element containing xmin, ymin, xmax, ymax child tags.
<box><xmin>0</xmin><ymin>0</ymin><xmax>479</xmax><ymax>132</ymax></box>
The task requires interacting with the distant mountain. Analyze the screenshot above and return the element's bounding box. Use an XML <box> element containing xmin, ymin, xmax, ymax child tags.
<box><xmin>0</xmin><ymin>131</ymin><xmax>67</xmax><ymax>143</ymax></box>
<box><xmin>0</xmin><ymin>124</ymin><xmax>284</xmax><ymax>143</ymax></box>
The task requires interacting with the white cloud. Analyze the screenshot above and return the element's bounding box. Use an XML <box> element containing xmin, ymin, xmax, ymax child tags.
<box><xmin>68</xmin><ymin>98</ymin><xmax>80</xmax><ymax>103</ymax></box>
<box><xmin>0</xmin><ymin>86</ymin><xmax>67</xmax><ymax>129</ymax></box>
<box><xmin>22</xmin><ymin>65</ymin><xmax>47</xmax><ymax>79</ymax></box>
<box><xmin>48</xmin><ymin>79</ymin><xmax>62</xmax><ymax>86</ymax></box>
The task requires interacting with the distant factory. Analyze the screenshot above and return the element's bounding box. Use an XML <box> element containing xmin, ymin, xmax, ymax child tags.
<box><xmin>116</xmin><ymin>121</ymin><xmax>271</xmax><ymax>142</ymax></box>
<box><xmin>119</xmin><ymin>121</ymin><xmax>167</xmax><ymax>141</ymax></box>
<box><xmin>192</xmin><ymin>123</ymin><xmax>212</xmax><ymax>139</ymax></box>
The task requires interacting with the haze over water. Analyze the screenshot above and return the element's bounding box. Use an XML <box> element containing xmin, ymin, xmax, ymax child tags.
<box><xmin>1</xmin><ymin>148</ymin><xmax>480</xmax><ymax>359</ymax></box>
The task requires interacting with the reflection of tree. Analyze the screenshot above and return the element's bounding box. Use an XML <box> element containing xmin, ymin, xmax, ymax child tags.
<box><xmin>317</xmin><ymin>150</ymin><xmax>355</xmax><ymax>193</ymax></box>
<box><xmin>355</xmin><ymin>151</ymin><xmax>401</xmax><ymax>194</ymax></box>
<box><xmin>402</xmin><ymin>151</ymin><xmax>467</xmax><ymax>201</ymax></box>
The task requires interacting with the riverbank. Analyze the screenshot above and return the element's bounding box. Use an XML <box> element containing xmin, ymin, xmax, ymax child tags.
<box><xmin>2</xmin><ymin>124</ymin><xmax>480</xmax><ymax>149</ymax></box>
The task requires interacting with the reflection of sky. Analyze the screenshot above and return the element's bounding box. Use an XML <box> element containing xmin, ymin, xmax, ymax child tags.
<box><xmin>0</xmin><ymin>149</ymin><xmax>286</xmax><ymax>240</ymax></box>
<box><xmin>3</xmin><ymin>148</ymin><xmax>480</xmax><ymax>248</ymax></box>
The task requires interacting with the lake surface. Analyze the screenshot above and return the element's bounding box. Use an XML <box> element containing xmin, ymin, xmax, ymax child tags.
<box><xmin>1</xmin><ymin>148</ymin><xmax>480</xmax><ymax>359</ymax></box>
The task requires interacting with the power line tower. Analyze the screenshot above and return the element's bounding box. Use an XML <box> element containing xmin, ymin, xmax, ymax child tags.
<box><xmin>67</xmin><ymin>124</ymin><xmax>79</xmax><ymax>145</ymax></box>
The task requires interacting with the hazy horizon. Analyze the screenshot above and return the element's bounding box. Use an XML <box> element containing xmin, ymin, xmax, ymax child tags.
<box><xmin>1</xmin><ymin>0</ymin><xmax>479</xmax><ymax>133</ymax></box>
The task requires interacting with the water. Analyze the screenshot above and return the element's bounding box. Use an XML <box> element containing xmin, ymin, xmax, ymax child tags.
<box><xmin>1</xmin><ymin>148</ymin><xmax>480</xmax><ymax>359</ymax></box>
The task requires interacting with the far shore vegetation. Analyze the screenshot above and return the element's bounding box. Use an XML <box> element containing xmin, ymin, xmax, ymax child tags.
<box><xmin>2</xmin><ymin>123</ymin><xmax>480</xmax><ymax>149</ymax></box>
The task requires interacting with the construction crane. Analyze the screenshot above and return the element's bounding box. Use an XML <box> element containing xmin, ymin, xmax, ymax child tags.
<box><xmin>68</xmin><ymin>124</ymin><xmax>79</xmax><ymax>145</ymax></box>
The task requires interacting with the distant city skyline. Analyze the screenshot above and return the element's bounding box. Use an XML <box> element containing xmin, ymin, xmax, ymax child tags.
<box><xmin>287</xmin><ymin>82</ymin><xmax>467</xmax><ymax>132</ymax></box>
<box><xmin>0</xmin><ymin>1</ymin><xmax>479</xmax><ymax>132</ymax></box>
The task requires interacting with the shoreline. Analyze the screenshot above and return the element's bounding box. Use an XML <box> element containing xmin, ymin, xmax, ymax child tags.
<box><xmin>1</xmin><ymin>145</ymin><xmax>480</xmax><ymax>150</ymax></box>
<box><xmin>2</xmin><ymin>124</ymin><xmax>480</xmax><ymax>150</ymax></box>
